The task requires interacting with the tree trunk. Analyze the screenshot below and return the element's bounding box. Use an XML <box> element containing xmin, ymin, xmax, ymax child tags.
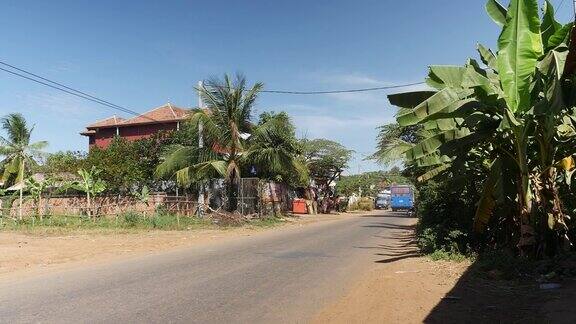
<box><xmin>18</xmin><ymin>187</ymin><xmax>23</xmax><ymax>221</ymax></box>
<box><xmin>87</xmin><ymin>191</ymin><xmax>91</xmax><ymax>219</ymax></box>
<box><xmin>228</xmin><ymin>177</ymin><xmax>238</xmax><ymax>212</ymax></box>
<box><xmin>38</xmin><ymin>195</ymin><xmax>42</xmax><ymax>221</ymax></box>
<box><xmin>515</xmin><ymin>133</ymin><xmax>534</xmax><ymax>254</ymax></box>
<box><xmin>18</xmin><ymin>160</ymin><xmax>24</xmax><ymax>220</ymax></box>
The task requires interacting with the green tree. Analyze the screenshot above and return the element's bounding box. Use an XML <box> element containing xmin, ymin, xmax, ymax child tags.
<box><xmin>72</xmin><ymin>167</ymin><xmax>106</xmax><ymax>218</ymax></box>
<box><xmin>387</xmin><ymin>0</ymin><xmax>576</xmax><ymax>255</ymax></box>
<box><xmin>41</xmin><ymin>151</ymin><xmax>86</xmax><ymax>175</ymax></box>
<box><xmin>301</xmin><ymin>138</ymin><xmax>353</xmax><ymax>198</ymax></box>
<box><xmin>0</xmin><ymin>113</ymin><xmax>48</xmax><ymax>219</ymax></box>
<box><xmin>370</xmin><ymin>123</ymin><xmax>423</xmax><ymax>166</ymax></box>
<box><xmin>85</xmin><ymin>138</ymin><xmax>144</xmax><ymax>193</ymax></box>
<box><xmin>244</xmin><ymin>112</ymin><xmax>308</xmax><ymax>187</ymax></box>
<box><xmin>157</xmin><ymin>74</ymin><xmax>263</xmax><ymax>212</ymax></box>
<box><xmin>25</xmin><ymin>176</ymin><xmax>54</xmax><ymax>219</ymax></box>
<box><xmin>336</xmin><ymin>170</ymin><xmax>409</xmax><ymax>197</ymax></box>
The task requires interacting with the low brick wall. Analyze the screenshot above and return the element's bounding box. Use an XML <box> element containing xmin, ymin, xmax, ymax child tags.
<box><xmin>1</xmin><ymin>193</ymin><xmax>198</xmax><ymax>218</ymax></box>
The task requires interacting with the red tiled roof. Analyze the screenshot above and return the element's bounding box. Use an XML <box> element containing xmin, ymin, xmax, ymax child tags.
<box><xmin>80</xmin><ymin>129</ymin><xmax>96</xmax><ymax>135</ymax></box>
<box><xmin>86</xmin><ymin>115</ymin><xmax>125</xmax><ymax>129</ymax></box>
<box><xmin>119</xmin><ymin>103</ymin><xmax>190</xmax><ymax>126</ymax></box>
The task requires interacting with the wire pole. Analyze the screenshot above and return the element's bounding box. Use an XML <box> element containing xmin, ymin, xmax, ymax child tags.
<box><xmin>197</xmin><ymin>81</ymin><xmax>205</xmax><ymax>217</ymax></box>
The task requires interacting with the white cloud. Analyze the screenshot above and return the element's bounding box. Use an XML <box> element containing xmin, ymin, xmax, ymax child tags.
<box><xmin>292</xmin><ymin>114</ymin><xmax>394</xmax><ymax>139</ymax></box>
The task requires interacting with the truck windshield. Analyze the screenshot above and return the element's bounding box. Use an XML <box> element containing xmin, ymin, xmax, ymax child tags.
<box><xmin>391</xmin><ymin>187</ymin><xmax>411</xmax><ymax>194</ymax></box>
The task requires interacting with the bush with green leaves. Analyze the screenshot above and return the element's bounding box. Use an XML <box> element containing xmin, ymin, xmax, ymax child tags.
<box><xmin>414</xmin><ymin>178</ymin><xmax>480</xmax><ymax>255</ymax></box>
<box><xmin>349</xmin><ymin>197</ymin><xmax>374</xmax><ymax>211</ymax></box>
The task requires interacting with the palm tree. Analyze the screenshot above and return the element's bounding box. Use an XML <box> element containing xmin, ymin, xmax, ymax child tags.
<box><xmin>157</xmin><ymin>74</ymin><xmax>263</xmax><ymax>212</ymax></box>
<box><xmin>0</xmin><ymin>113</ymin><xmax>48</xmax><ymax>219</ymax></box>
<box><xmin>244</xmin><ymin>112</ymin><xmax>309</xmax><ymax>185</ymax></box>
<box><xmin>244</xmin><ymin>112</ymin><xmax>309</xmax><ymax>215</ymax></box>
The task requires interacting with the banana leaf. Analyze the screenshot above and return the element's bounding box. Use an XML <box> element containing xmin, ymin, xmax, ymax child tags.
<box><xmin>541</xmin><ymin>0</ymin><xmax>561</xmax><ymax>48</ymax></box>
<box><xmin>473</xmin><ymin>157</ymin><xmax>502</xmax><ymax>233</ymax></box>
<box><xmin>405</xmin><ymin>128</ymin><xmax>471</xmax><ymax>161</ymax></box>
<box><xmin>497</xmin><ymin>0</ymin><xmax>542</xmax><ymax>113</ymax></box>
<box><xmin>477</xmin><ymin>43</ymin><xmax>498</xmax><ymax>71</ymax></box>
<box><xmin>417</xmin><ymin>164</ymin><xmax>451</xmax><ymax>182</ymax></box>
<box><xmin>486</xmin><ymin>0</ymin><xmax>507</xmax><ymax>27</ymax></box>
<box><xmin>397</xmin><ymin>88</ymin><xmax>473</xmax><ymax>126</ymax></box>
<box><xmin>387</xmin><ymin>91</ymin><xmax>436</xmax><ymax>109</ymax></box>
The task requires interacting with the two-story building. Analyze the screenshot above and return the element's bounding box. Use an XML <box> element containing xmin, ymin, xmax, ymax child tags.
<box><xmin>80</xmin><ymin>103</ymin><xmax>190</xmax><ymax>149</ymax></box>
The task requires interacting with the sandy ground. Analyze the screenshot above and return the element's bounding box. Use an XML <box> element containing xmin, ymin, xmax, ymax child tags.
<box><xmin>0</xmin><ymin>213</ymin><xmax>345</xmax><ymax>279</ymax></box>
<box><xmin>314</xmin><ymin>249</ymin><xmax>576</xmax><ymax>323</ymax></box>
<box><xmin>313</xmin><ymin>253</ymin><xmax>470</xmax><ymax>323</ymax></box>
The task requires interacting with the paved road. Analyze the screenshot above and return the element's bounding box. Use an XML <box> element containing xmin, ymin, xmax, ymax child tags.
<box><xmin>0</xmin><ymin>211</ymin><xmax>415</xmax><ymax>323</ymax></box>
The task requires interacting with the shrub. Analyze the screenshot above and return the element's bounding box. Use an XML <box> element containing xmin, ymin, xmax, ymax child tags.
<box><xmin>122</xmin><ymin>212</ymin><xmax>141</xmax><ymax>228</ymax></box>
<box><xmin>349</xmin><ymin>197</ymin><xmax>374</xmax><ymax>211</ymax></box>
<box><xmin>358</xmin><ymin>197</ymin><xmax>374</xmax><ymax>211</ymax></box>
<box><xmin>417</xmin><ymin>227</ymin><xmax>439</xmax><ymax>254</ymax></box>
<box><xmin>414</xmin><ymin>178</ymin><xmax>479</xmax><ymax>256</ymax></box>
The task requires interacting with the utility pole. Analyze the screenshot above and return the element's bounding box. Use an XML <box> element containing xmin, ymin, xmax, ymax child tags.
<box><xmin>197</xmin><ymin>81</ymin><xmax>205</xmax><ymax>217</ymax></box>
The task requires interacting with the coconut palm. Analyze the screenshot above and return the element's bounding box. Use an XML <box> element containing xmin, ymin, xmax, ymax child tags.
<box><xmin>156</xmin><ymin>74</ymin><xmax>263</xmax><ymax>212</ymax></box>
<box><xmin>244</xmin><ymin>112</ymin><xmax>309</xmax><ymax>185</ymax></box>
<box><xmin>0</xmin><ymin>113</ymin><xmax>48</xmax><ymax>219</ymax></box>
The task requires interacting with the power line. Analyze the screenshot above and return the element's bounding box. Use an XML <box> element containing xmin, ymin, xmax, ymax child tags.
<box><xmin>0</xmin><ymin>60</ymin><xmax>145</xmax><ymax>118</ymax></box>
<box><xmin>0</xmin><ymin>60</ymin><xmax>424</xmax><ymax>121</ymax></box>
<box><xmin>258</xmin><ymin>82</ymin><xmax>426</xmax><ymax>95</ymax></box>
<box><xmin>0</xmin><ymin>66</ymin><xmax>137</xmax><ymax>116</ymax></box>
<box><xmin>0</xmin><ymin>62</ymin><xmax>157</xmax><ymax>121</ymax></box>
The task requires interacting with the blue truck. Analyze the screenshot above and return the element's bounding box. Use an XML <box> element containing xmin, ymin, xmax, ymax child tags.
<box><xmin>390</xmin><ymin>185</ymin><xmax>414</xmax><ymax>212</ymax></box>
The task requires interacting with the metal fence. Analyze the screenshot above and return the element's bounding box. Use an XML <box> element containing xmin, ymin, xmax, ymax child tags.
<box><xmin>238</xmin><ymin>177</ymin><xmax>260</xmax><ymax>215</ymax></box>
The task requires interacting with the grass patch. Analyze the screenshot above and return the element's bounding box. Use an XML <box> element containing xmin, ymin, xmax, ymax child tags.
<box><xmin>0</xmin><ymin>212</ymin><xmax>291</xmax><ymax>235</ymax></box>
<box><xmin>0</xmin><ymin>213</ymin><xmax>215</xmax><ymax>235</ymax></box>
<box><xmin>429</xmin><ymin>250</ymin><xmax>469</xmax><ymax>262</ymax></box>
<box><xmin>246</xmin><ymin>215</ymin><xmax>286</xmax><ymax>228</ymax></box>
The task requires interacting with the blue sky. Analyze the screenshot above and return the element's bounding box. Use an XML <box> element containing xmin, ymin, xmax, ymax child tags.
<box><xmin>0</xmin><ymin>0</ymin><xmax>573</xmax><ymax>174</ymax></box>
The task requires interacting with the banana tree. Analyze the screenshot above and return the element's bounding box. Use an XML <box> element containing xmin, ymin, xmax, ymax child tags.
<box><xmin>72</xmin><ymin>167</ymin><xmax>106</xmax><ymax>218</ymax></box>
<box><xmin>387</xmin><ymin>0</ymin><xmax>576</xmax><ymax>255</ymax></box>
<box><xmin>25</xmin><ymin>177</ymin><xmax>54</xmax><ymax>220</ymax></box>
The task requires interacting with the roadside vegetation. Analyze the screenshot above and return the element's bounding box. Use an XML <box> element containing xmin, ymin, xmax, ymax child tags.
<box><xmin>373</xmin><ymin>0</ymin><xmax>576</xmax><ymax>275</ymax></box>
<box><xmin>335</xmin><ymin>168</ymin><xmax>408</xmax><ymax>197</ymax></box>
<box><xmin>0</xmin><ymin>75</ymin><xmax>354</xmax><ymax>230</ymax></box>
<box><xmin>0</xmin><ymin>210</ymin><xmax>288</xmax><ymax>235</ymax></box>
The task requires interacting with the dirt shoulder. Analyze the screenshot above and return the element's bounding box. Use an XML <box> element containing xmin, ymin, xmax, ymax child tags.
<box><xmin>314</xmin><ymin>254</ymin><xmax>576</xmax><ymax>323</ymax></box>
<box><xmin>313</xmin><ymin>257</ymin><xmax>469</xmax><ymax>324</ymax></box>
<box><xmin>0</xmin><ymin>213</ymin><xmax>350</xmax><ymax>279</ymax></box>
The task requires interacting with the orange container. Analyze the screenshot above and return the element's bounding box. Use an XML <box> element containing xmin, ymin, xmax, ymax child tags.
<box><xmin>292</xmin><ymin>199</ymin><xmax>308</xmax><ymax>214</ymax></box>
